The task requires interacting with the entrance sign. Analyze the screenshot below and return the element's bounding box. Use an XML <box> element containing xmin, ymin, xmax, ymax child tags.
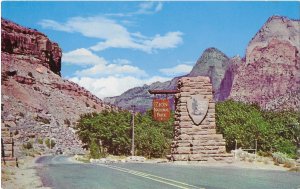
<box><xmin>187</xmin><ymin>95</ymin><xmax>208</xmax><ymax>125</ymax></box>
<box><xmin>153</xmin><ymin>99</ymin><xmax>170</xmax><ymax>121</ymax></box>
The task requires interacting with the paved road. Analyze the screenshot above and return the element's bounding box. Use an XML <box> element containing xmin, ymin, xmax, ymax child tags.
<box><xmin>36</xmin><ymin>156</ymin><xmax>300</xmax><ymax>189</ymax></box>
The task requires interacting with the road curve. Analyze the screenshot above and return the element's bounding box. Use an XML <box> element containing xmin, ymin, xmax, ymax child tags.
<box><xmin>36</xmin><ymin>156</ymin><xmax>300</xmax><ymax>189</ymax></box>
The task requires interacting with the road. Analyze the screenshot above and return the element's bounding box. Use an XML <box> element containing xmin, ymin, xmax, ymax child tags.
<box><xmin>36</xmin><ymin>156</ymin><xmax>300</xmax><ymax>189</ymax></box>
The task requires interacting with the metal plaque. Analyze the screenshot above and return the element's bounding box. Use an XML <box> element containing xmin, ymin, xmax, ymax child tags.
<box><xmin>187</xmin><ymin>95</ymin><xmax>208</xmax><ymax>125</ymax></box>
<box><xmin>153</xmin><ymin>99</ymin><xmax>171</xmax><ymax>122</ymax></box>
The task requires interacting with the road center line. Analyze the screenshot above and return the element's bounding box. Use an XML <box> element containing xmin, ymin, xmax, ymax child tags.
<box><xmin>97</xmin><ymin>164</ymin><xmax>202</xmax><ymax>189</ymax></box>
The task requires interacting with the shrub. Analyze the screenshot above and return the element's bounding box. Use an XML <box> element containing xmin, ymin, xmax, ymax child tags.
<box><xmin>23</xmin><ymin>141</ymin><xmax>33</xmax><ymax>149</ymax></box>
<box><xmin>90</xmin><ymin>139</ymin><xmax>100</xmax><ymax>159</ymax></box>
<box><xmin>272</xmin><ymin>152</ymin><xmax>289</xmax><ymax>164</ymax></box>
<box><xmin>45</xmin><ymin>138</ymin><xmax>56</xmax><ymax>149</ymax></box>
<box><xmin>37</xmin><ymin>138</ymin><xmax>43</xmax><ymax>144</ymax></box>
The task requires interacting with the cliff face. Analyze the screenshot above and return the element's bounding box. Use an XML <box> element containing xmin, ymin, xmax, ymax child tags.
<box><xmin>229</xmin><ymin>16</ymin><xmax>300</xmax><ymax>111</ymax></box>
<box><xmin>2</xmin><ymin>19</ymin><xmax>61</xmax><ymax>75</ymax></box>
<box><xmin>1</xmin><ymin>18</ymin><xmax>115</xmax><ymax>156</ymax></box>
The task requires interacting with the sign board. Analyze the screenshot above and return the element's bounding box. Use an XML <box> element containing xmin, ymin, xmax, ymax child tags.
<box><xmin>153</xmin><ymin>99</ymin><xmax>170</xmax><ymax>121</ymax></box>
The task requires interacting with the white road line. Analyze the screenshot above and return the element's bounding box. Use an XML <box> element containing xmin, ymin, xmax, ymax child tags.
<box><xmin>97</xmin><ymin>164</ymin><xmax>203</xmax><ymax>189</ymax></box>
<box><xmin>107</xmin><ymin>165</ymin><xmax>198</xmax><ymax>188</ymax></box>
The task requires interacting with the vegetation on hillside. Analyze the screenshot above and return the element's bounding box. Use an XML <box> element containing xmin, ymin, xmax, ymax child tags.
<box><xmin>75</xmin><ymin>110</ymin><xmax>174</xmax><ymax>159</ymax></box>
<box><xmin>216</xmin><ymin>100</ymin><xmax>300</xmax><ymax>158</ymax></box>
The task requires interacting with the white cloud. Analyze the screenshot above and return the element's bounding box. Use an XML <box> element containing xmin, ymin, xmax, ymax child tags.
<box><xmin>89</xmin><ymin>30</ymin><xmax>183</xmax><ymax>53</ymax></box>
<box><xmin>159</xmin><ymin>64</ymin><xmax>193</xmax><ymax>76</ymax></box>
<box><xmin>107</xmin><ymin>2</ymin><xmax>163</xmax><ymax>17</ymax></box>
<box><xmin>75</xmin><ymin>64</ymin><xmax>148</xmax><ymax>78</ymax></box>
<box><xmin>62</xmin><ymin>48</ymin><xmax>107</xmax><ymax>66</ymax></box>
<box><xmin>143</xmin><ymin>32</ymin><xmax>183</xmax><ymax>50</ymax></box>
<box><xmin>63</xmin><ymin>48</ymin><xmax>147</xmax><ymax>77</ymax></box>
<box><xmin>39</xmin><ymin>17</ymin><xmax>130</xmax><ymax>40</ymax></box>
<box><xmin>69</xmin><ymin>76</ymin><xmax>171</xmax><ymax>99</ymax></box>
<box><xmin>39</xmin><ymin>16</ymin><xmax>183</xmax><ymax>53</ymax></box>
<box><xmin>136</xmin><ymin>2</ymin><xmax>163</xmax><ymax>14</ymax></box>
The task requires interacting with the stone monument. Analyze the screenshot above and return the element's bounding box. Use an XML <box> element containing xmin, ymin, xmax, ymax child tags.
<box><xmin>171</xmin><ymin>76</ymin><xmax>232</xmax><ymax>161</ymax></box>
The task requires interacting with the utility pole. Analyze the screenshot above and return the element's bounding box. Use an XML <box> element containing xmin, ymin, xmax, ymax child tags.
<box><xmin>131</xmin><ymin>105</ymin><xmax>135</xmax><ymax>157</ymax></box>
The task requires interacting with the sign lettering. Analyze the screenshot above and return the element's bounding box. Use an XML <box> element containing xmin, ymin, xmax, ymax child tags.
<box><xmin>152</xmin><ymin>99</ymin><xmax>170</xmax><ymax>122</ymax></box>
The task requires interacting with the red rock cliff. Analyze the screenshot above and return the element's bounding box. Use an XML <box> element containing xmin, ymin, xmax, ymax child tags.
<box><xmin>1</xmin><ymin>18</ymin><xmax>62</xmax><ymax>75</ymax></box>
<box><xmin>229</xmin><ymin>16</ymin><xmax>300</xmax><ymax>111</ymax></box>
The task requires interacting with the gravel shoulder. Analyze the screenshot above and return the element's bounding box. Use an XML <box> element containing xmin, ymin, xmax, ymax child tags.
<box><xmin>1</xmin><ymin>156</ymin><xmax>51</xmax><ymax>189</ymax></box>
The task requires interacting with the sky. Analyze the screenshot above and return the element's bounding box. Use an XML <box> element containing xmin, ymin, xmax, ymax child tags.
<box><xmin>2</xmin><ymin>1</ymin><xmax>299</xmax><ymax>99</ymax></box>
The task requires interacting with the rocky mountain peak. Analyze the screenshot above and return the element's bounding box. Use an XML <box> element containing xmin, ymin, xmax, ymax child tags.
<box><xmin>246</xmin><ymin>15</ymin><xmax>300</xmax><ymax>65</ymax></box>
<box><xmin>189</xmin><ymin>48</ymin><xmax>230</xmax><ymax>99</ymax></box>
<box><xmin>190</xmin><ymin>48</ymin><xmax>229</xmax><ymax>71</ymax></box>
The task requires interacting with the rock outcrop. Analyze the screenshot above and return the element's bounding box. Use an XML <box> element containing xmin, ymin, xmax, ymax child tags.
<box><xmin>1</xmin><ymin>18</ymin><xmax>116</xmax><ymax>156</ymax></box>
<box><xmin>2</xmin><ymin>19</ymin><xmax>61</xmax><ymax>76</ymax></box>
<box><xmin>229</xmin><ymin>16</ymin><xmax>300</xmax><ymax>111</ymax></box>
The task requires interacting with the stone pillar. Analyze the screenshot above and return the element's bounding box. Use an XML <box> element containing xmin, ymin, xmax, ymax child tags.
<box><xmin>171</xmin><ymin>76</ymin><xmax>232</xmax><ymax>161</ymax></box>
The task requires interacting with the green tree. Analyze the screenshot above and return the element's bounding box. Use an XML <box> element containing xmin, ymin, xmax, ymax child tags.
<box><xmin>216</xmin><ymin>100</ymin><xmax>299</xmax><ymax>158</ymax></box>
<box><xmin>90</xmin><ymin>138</ymin><xmax>100</xmax><ymax>159</ymax></box>
<box><xmin>75</xmin><ymin>110</ymin><xmax>174</xmax><ymax>158</ymax></box>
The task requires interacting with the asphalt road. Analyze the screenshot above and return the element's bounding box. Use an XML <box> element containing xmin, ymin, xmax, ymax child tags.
<box><xmin>36</xmin><ymin>156</ymin><xmax>300</xmax><ymax>189</ymax></box>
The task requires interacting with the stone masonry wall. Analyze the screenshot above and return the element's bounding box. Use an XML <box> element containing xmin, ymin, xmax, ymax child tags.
<box><xmin>171</xmin><ymin>76</ymin><xmax>232</xmax><ymax>161</ymax></box>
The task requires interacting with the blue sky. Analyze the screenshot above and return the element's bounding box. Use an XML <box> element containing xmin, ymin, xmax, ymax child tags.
<box><xmin>2</xmin><ymin>1</ymin><xmax>299</xmax><ymax>99</ymax></box>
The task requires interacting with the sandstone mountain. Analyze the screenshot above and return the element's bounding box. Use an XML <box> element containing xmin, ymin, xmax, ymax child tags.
<box><xmin>1</xmin><ymin>18</ymin><xmax>116</xmax><ymax>156</ymax></box>
<box><xmin>228</xmin><ymin>16</ymin><xmax>300</xmax><ymax>111</ymax></box>
<box><xmin>105</xmin><ymin>16</ymin><xmax>299</xmax><ymax>112</ymax></box>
